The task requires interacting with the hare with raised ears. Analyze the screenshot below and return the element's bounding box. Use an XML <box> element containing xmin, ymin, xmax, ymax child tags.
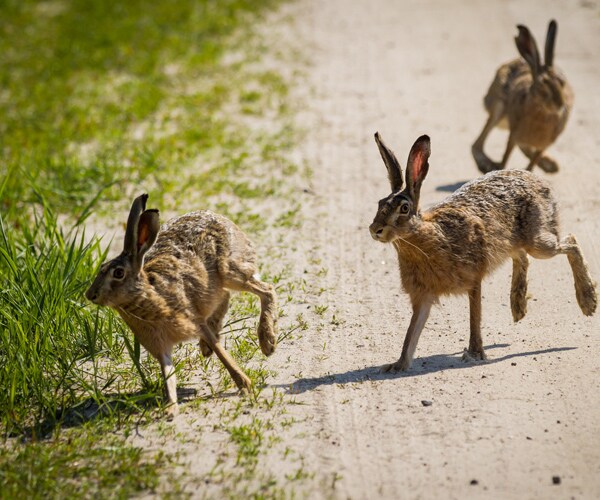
<box><xmin>86</xmin><ymin>194</ymin><xmax>277</xmax><ymax>418</ymax></box>
<box><xmin>370</xmin><ymin>133</ymin><xmax>596</xmax><ymax>372</ymax></box>
<box><xmin>472</xmin><ymin>20</ymin><xmax>573</xmax><ymax>174</ymax></box>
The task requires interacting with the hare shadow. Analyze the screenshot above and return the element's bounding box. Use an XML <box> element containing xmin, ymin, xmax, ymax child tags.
<box><xmin>281</xmin><ymin>344</ymin><xmax>576</xmax><ymax>395</ymax></box>
<box><xmin>18</xmin><ymin>384</ymin><xmax>230</xmax><ymax>439</ymax></box>
<box><xmin>436</xmin><ymin>180</ymin><xmax>470</xmax><ymax>193</ymax></box>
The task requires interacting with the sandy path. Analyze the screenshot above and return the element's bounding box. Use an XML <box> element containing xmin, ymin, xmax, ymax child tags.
<box><xmin>267</xmin><ymin>0</ymin><xmax>600</xmax><ymax>498</ymax></box>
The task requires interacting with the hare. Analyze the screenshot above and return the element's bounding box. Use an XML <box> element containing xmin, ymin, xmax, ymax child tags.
<box><xmin>472</xmin><ymin>20</ymin><xmax>573</xmax><ymax>174</ymax></box>
<box><xmin>86</xmin><ymin>194</ymin><xmax>277</xmax><ymax>418</ymax></box>
<box><xmin>370</xmin><ymin>133</ymin><xmax>596</xmax><ymax>372</ymax></box>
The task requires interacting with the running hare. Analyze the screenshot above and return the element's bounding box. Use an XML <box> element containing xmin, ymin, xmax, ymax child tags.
<box><xmin>370</xmin><ymin>133</ymin><xmax>596</xmax><ymax>372</ymax></box>
<box><xmin>86</xmin><ymin>194</ymin><xmax>277</xmax><ymax>417</ymax></box>
<box><xmin>472</xmin><ymin>20</ymin><xmax>573</xmax><ymax>174</ymax></box>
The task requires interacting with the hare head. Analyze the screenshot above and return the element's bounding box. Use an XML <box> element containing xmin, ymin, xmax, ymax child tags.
<box><xmin>369</xmin><ymin>133</ymin><xmax>430</xmax><ymax>243</ymax></box>
<box><xmin>86</xmin><ymin>194</ymin><xmax>160</xmax><ymax>307</ymax></box>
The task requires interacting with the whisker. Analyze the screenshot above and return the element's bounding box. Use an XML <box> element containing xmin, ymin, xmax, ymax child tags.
<box><xmin>393</xmin><ymin>236</ymin><xmax>430</xmax><ymax>260</ymax></box>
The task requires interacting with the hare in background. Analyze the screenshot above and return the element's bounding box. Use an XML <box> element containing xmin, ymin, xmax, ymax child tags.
<box><xmin>86</xmin><ymin>194</ymin><xmax>277</xmax><ymax>418</ymax></box>
<box><xmin>370</xmin><ymin>133</ymin><xmax>596</xmax><ymax>372</ymax></box>
<box><xmin>472</xmin><ymin>20</ymin><xmax>573</xmax><ymax>174</ymax></box>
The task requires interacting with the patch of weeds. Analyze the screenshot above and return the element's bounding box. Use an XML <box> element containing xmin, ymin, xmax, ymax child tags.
<box><xmin>0</xmin><ymin>425</ymin><xmax>171</xmax><ymax>499</ymax></box>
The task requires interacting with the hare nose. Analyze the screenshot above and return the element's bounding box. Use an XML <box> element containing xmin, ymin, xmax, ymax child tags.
<box><xmin>376</xmin><ymin>228</ymin><xmax>383</xmax><ymax>235</ymax></box>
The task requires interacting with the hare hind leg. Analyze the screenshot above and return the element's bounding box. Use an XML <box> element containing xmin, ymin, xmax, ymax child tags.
<box><xmin>529</xmin><ymin>233</ymin><xmax>597</xmax><ymax>316</ymax></box>
<box><xmin>223</xmin><ymin>273</ymin><xmax>277</xmax><ymax>357</ymax></box>
<box><xmin>199</xmin><ymin>292</ymin><xmax>230</xmax><ymax>358</ymax></box>
<box><xmin>472</xmin><ymin>102</ymin><xmax>506</xmax><ymax>174</ymax></box>
<box><xmin>381</xmin><ymin>298</ymin><xmax>433</xmax><ymax>373</ymax></box>
<box><xmin>462</xmin><ymin>281</ymin><xmax>488</xmax><ymax>362</ymax></box>
<box><xmin>511</xmin><ymin>250</ymin><xmax>529</xmax><ymax>322</ymax></box>
<box><xmin>200</xmin><ymin>324</ymin><xmax>252</xmax><ymax>392</ymax></box>
<box><xmin>519</xmin><ymin>146</ymin><xmax>559</xmax><ymax>173</ymax></box>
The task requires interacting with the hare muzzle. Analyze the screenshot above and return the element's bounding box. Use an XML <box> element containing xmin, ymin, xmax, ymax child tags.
<box><xmin>369</xmin><ymin>221</ymin><xmax>385</xmax><ymax>241</ymax></box>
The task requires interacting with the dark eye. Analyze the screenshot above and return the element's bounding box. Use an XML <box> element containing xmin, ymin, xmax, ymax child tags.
<box><xmin>400</xmin><ymin>203</ymin><xmax>410</xmax><ymax>214</ymax></box>
<box><xmin>113</xmin><ymin>268</ymin><xmax>125</xmax><ymax>279</ymax></box>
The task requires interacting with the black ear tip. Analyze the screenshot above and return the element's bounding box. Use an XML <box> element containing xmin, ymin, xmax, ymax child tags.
<box><xmin>416</xmin><ymin>134</ymin><xmax>431</xmax><ymax>145</ymax></box>
<box><xmin>374</xmin><ymin>131</ymin><xmax>381</xmax><ymax>141</ymax></box>
<box><xmin>549</xmin><ymin>19</ymin><xmax>557</xmax><ymax>28</ymax></box>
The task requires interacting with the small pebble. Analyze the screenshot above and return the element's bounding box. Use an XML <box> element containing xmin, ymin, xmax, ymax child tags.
<box><xmin>421</xmin><ymin>400</ymin><xmax>433</xmax><ymax>407</ymax></box>
<box><xmin>511</xmin><ymin>362</ymin><xmax>517</xmax><ymax>366</ymax></box>
<box><xmin>552</xmin><ymin>476</ymin><xmax>561</xmax><ymax>485</ymax></box>
<box><xmin>470</xmin><ymin>479</ymin><xmax>478</xmax><ymax>485</ymax></box>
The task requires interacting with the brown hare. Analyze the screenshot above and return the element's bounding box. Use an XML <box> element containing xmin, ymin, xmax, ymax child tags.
<box><xmin>370</xmin><ymin>133</ymin><xmax>596</xmax><ymax>372</ymax></box>
<box><xmin>86</xmin><ymin>194</ymin><xmax>277</xmax><ymax>418</ymax></box>
<box><xmin>472</xmin><ymin>20</ymin><xmax>573</xmax><ymax>174</ymax></box>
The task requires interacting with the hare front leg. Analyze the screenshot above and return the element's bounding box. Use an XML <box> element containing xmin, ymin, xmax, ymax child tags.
<box><xmin>381</xmin><ymin>298</ymin><xmax>433</xmax><ymax>373</ymax></box>
<box><xmin>159</xmin><ymin>352</ymin><xmax>179</xmax><ymax>419</ymax></box>
<box><xmin>463</xmin><ymin>281</ymin><xmax>487</xmax><ymax>361</ymax></box>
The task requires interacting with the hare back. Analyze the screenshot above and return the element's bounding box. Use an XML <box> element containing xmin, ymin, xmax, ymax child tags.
<box><xmin>435</xmin><ymin>170</ymin><xmax>559</xmax><ymax>260</ymax></box>
<box><xmin>398</xmin><ymin>171</ymin><xmax>559</xmax><ymax>298</ymax></box>
<box><xmin>484</xmin><ymin>59</ymin><xmax>530</xmax><ymax>113</ymax></box>
<box><xmin>147</xmin><ymin>210</ymin><xmax>258</xmax><ymax>275</ymax></box>
<box><xmin>140</xmin><ymin>210</ymin><xmax>257</xmax><ymax>318</ymax></box>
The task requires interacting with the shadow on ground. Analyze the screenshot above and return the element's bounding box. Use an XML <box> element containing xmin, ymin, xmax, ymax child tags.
<box><xmin>279</xmin><ymin>344</ymin><xmax>577</xmax><ymax>395</ymax></box>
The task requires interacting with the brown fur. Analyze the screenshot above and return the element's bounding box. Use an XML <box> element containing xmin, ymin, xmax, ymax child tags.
<box><xmin>472</xmin><ymin>20</ymin><xmax>573</xmax><ymax>174</ymax></box>
<box><xmin>86</xmin><ymin>195</ymin><xmax>277</xmax><ymax>418</ymax></box>
<box><xmin>370</xmin><ymin>133</ymin><xmax>597</xmax><ymax>372</ymax></box>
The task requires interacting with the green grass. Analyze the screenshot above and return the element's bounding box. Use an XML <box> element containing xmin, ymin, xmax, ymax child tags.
<box><xmin>0</xmin><ymin>425</ymin><xmax>169</xmax><ymax>499</ymax></box>
<box><xmin>0</xmin><ymin>0</ymin><xmax>287</xmax><ymax>221</ymax></box>
<box><xmin>0</xmin><ymin>0</ymin><xmax>319</xmax><ymax>496</ymax></box>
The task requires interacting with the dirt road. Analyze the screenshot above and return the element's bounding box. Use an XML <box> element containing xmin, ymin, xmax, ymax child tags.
<box><xmin>267</xmin><ymin>0</ymin><xmax>600</xmax><ymax>497</ymax></box>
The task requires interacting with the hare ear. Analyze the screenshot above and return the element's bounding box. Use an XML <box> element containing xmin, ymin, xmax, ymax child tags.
<box><xmin>124</xmin><ymin>194</ymin><xmax>148</xmax><ymax>256</ymax></box>
<box><xmin>544</xmin><ymin>19</ymin><xmax>557</xmax><ymax>68</ymax></box>
<box><xmin>515</xmin><ymin>25</ymin><xmax>541</xmax><ymax>77</ymax></box>
<box><xmin>405</xmin><ymin>135</ymin><xmax>430</xmax><ymax>206</ymax></box>
<box><xmin>374</xmin><ymin>132</ymin><xmax>404</xmax><ymax>192</ymax></box>
<box><xmin>136</xmin><ymin>209</ymin><xmax>160</xmax><ymax>263</ymax></box>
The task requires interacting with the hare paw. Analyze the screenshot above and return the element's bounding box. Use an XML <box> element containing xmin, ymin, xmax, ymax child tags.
<box><xmin>199</xmin><ymin>338</ymin><xmax>213</xmax><ymax>358</ymax></box>
<box><xmin>576</xmin><ymin>284</ymin><xmax>597</xmax><ymax>317</ymax></box>
<box><xmin>537</xmin><ymin>157</ymin><xmax>559</xmax><ymax>174</ymax></box>
<box><xmin>380</xmin><ymin>360</ymin><xmax>409</xmax><ymax>373</ymax></box>
<box><xmin>165</xmin><ymin>403</ymin><xmax>180</xmax><ymax>421</ymax></box>
<box><xmin>476</xmin><ymin>158</ymin><xmax>502</xmax><ymax>174</ymax></box>
<box><xmin>462</xmin><ymin>348</ymin><xmax>488</xmax><ymax>363</ymax></box>
<box><xmin>258</xmin><ymin>324</ymin><xmax>277</xmax><ymax>357</ymax></box>
<box><xmin>234</xmin><ymin>373</ymin><xmax>253</xmax><ymax>394</ymax></box>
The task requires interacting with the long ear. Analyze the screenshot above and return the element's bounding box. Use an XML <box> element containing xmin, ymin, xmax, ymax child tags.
<box><xmin>405</xmin><ymin>135</ymin><xmax>430</xmax><ymax>207</ymax></box>
<box><xmin>515</xmin><ymin>25</ymin><xmax>541</xmax><ymax>77</ymax></box>
<box><xmin>374</xmin><ymin>132</ymin><xmax>403</xmax><ymax>192</ymax></box>
<box><xmin>123</xmin><ymin>194</ymin><xmax>148</xmax><ymax>256</ymax></box>
<box><xmin>544</xmin><ymin>19</ymin><xmax>557</xmax><ymax>68</ymax></box>
<box><xmin>135</xmin><ymin>209</ymin><xmax>160</xmax><ymax>266</ymax></box>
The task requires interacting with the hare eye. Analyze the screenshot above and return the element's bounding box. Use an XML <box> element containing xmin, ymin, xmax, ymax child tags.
<box><xmin>113</xmin><ymin>268</ymin><xmax>125</xmax><ymax>280</ymax></box>
<box><xmin>399</xmin><ymin>203</ymin><xmax>410</xmax><ymax>214</ymax></box>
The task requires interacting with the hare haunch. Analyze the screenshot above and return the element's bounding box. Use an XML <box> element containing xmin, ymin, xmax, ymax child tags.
<box><xmin>86</xmin><ymin>195</ymin><xmax>277</xmax><ymax>417</ymax></box>
<box><xmin>370</xmin><ymin>133</ymin><xmax>596</xmax><ymax>372</ymax></box>
<box><xmin>472</xmin><ymin>20</ymin><xmax>573</xmax><ymax>174</ymax></box>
